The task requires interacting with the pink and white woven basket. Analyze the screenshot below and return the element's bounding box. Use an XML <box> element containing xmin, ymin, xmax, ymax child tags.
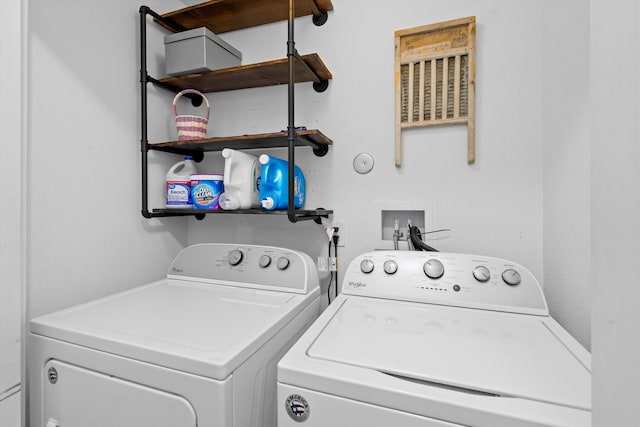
<box><xmin>173</xmin><ymin>89</ymin><xmax>210</xmax><ymax>141</ymax></box>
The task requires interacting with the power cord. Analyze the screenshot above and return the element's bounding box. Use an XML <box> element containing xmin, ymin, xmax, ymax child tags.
<box><xmin>327</xmin><ymin>240</ymin><xmax>334</xmax><ymax>305</ymax></box>
<box><xmin>332</xmin><ymin>233</ymin><xmax>339</xmax><ymax>300</ymax></box>
<box><xmin>325</xmin><ymin>226</ymin><xmax>340</xmax><ymax>304</ymax></box>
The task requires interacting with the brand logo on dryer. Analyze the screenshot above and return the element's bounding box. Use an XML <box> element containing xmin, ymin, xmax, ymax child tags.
<box><xmin>285</xmin><ymin>393</ymin><xmax>310</xmax><ymax>422</ymax></box>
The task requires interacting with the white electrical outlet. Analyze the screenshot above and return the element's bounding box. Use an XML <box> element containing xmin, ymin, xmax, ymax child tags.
<box><xmin>317</xmin><ymin>256</ymin><xmax>328</xmax><ymax>272</ymax></box>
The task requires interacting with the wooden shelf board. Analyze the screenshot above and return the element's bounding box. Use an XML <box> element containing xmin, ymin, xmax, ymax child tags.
<box><xmin>149</xmin><ymin>129</ymin><xmax>332</xmax><ymax>153</ymax></box>
<box><xmin>157</xmin><ymin>54</ymin><xmax>331</xmax><ymax>93</ymax></box>
<box><xmin>158</xmin><ymin>0</ymin><xmax>334</xmax><ymax>34</ymax></box>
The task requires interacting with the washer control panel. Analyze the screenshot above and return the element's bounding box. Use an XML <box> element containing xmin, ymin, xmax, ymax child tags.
<box><xmin>166</xmin><ymin>244</ymin><xmax>318</xmax><ymax>294</ymax></box>
<box><xmin>344</xmin><ymin>251</ymin><xmax>547</xmax><ymax>315</ymax></box>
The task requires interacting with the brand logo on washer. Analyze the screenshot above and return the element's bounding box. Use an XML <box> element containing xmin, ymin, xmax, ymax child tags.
<box><xmin>285</xmin><ymin>394</ymin><xmax>310</xmax><ymax>422</ymax></box>
<box><xmin>348</xmin><ymin>281</ymin><xmax>366</xmax><ymax>288</ymax></box>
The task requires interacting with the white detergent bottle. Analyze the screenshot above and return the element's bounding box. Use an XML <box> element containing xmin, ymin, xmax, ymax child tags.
<box><xmin>165</xmin><ymin>156</ymin><xmax>198</xmax><ymax>208</ymax></box>
<box><xmin>218</xmin><ymin>148</ymin><xmax>262</xmax><ymax>210</ymax></box>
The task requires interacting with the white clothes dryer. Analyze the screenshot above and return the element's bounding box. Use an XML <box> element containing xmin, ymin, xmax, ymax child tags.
<box><xmin>29</xmin><ymin>243</ymin><xmax>321</xmax><ymax>427</ymax></box>
<box><xmin>277</xmin><ymin>251</ymin><xmax>591</xmax><ymax>427</ymax></box>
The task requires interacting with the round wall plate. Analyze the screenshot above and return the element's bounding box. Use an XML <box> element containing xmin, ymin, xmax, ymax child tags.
<box><xmin>353</xmin><ymin>152</ymin><xmax>374</xmax><ymax>174</ymax></box>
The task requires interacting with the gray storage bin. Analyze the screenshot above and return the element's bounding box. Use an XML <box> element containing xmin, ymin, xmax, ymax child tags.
<box><xmin>164</xmin><ymin>27</ymin><xmax>242</xmax><ymax>76</ymax></box>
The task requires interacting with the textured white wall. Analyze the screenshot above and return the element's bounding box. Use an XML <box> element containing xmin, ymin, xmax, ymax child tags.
<box><xmin>0</xmin><ymin>1</ymin><xmax>24</xmax><ymax>425</ymax></box>
<box><xmin>590</xmin><ymin>0</ymin><xmax>640</xmax><ymax>423</ymax></box>
<box><xmin>27</xmin><ymin>0</ymin><xmax>189</xmax><ymax>319</ymax></box>
<box><xmin>187</xmin><ymin>0</ymin><xmax>545</xmax><ymax>308</ymax></box>
<box><xmin>541</xmin><ymin>1</ymin><xmax>591</xmax><ymax>349</ymax></box>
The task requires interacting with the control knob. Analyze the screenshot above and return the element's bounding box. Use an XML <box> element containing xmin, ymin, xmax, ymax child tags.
<box><xmin>360</xmin><ymin>259</ymin><xmax>375</xmax><ymax>274</ymax></box>
<box><xmin>502</xmin><ymin>269</ymin><xmax>521</xmax><ymax>286</ymax></box>
<box><xmin>423</xmin><ymin>259</ymin><xmax>444</xmax><ymax>279</ymax></box>
<box><xmin>383</xmin><ymin>260</ymin><xmax>398</xmax><ymax>275</ymax></box>
<box><xmin>277</xmin><ymin>256</ymin><xmax>290</xmax><ymax>270</ymax></box>
<box><xmin>473</xmin><ymin>265</ymin><xmax>491</xmax><ymax>282</ymax></box>
<box><xmin>259</xmin><ymin>254</ymin><xmax>272</xmax><ymax>268</ymax></box>
<box><xmin>228</xmin><ymin>249</ymin><xmax>244</xmax><ymax>266</ymax></box>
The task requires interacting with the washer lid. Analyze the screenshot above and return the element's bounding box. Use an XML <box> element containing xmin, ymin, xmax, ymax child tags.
<box><xmin>30</xmin><ymin>279</ymin><xmax>315</xmax><ymax>380</ymax></box>
<box><xmin>306</xmin><ymin>297</ymin><xmax>590</xmax><ymax>410</ymax></box>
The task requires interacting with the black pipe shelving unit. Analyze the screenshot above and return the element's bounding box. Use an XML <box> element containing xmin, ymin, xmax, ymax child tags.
<box><xmin>139</xmin><ymin>0</ymin><xmax>333</xmax><ymax>223</ymax></box>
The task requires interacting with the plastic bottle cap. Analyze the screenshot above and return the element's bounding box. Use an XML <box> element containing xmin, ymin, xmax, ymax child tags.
<box><xmin>259</xmin><ymin>154</ymin><xmax>270</xmax><ymax>165</ymax></box>
<box><xmin>261</xmin><ymin>197</ymin><xmax>274</xmax><ymax>209</ymax></box>
<box><xmin>219</xmin><ymin>193</ymin><xmax>238</xmax><ymax>210</ymax></box>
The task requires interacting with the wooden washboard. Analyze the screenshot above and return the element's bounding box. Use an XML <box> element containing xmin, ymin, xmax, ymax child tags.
<box><xmin>394</xmin><ymin>17</ymin><xmax>476</xmax><ymax>166</ymax></box>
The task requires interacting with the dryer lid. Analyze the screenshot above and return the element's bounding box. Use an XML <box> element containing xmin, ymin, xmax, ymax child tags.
<box><xmin>30</xmin><ymin>279</ymin><xmax>314</xmax><ymax>380</ymax></box>
<box><xmin>306</xmin><ymin>297</ymin><xmax>590</xmax><ymax>410</ymax></box>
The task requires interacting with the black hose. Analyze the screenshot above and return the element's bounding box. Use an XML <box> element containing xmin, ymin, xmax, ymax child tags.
<box><xmin>409</xmin><ymin>225</ymin><xmax>439</xmax><ymax>252</ymax></box>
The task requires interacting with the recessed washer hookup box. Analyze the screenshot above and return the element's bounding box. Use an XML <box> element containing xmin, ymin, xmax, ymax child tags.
<box><xmin>164</xmin><ymin>27</ymin><xmax>242</xmax><ymax>76</ymax></box>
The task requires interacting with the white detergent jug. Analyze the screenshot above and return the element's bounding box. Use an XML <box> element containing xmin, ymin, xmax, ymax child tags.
<box><xmin>165</xmin><ymin>156</ymin><xmax>198</xmax><ymax>208</ymax></box>
<box><xmin>218</xmin><ymin>148</ymin><xmax>262</xmax><ymax>210</ymax></box>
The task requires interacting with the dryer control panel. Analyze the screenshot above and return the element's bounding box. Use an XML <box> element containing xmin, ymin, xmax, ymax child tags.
<box><xmin>167</xmin><ymin>244</ymin><xmax>319</xmax><ymax>294</ymax></box>
<box><xmin>342</xmin><ymin>251</ymin><xmax>548</xmax><ymax>315</ymax></box>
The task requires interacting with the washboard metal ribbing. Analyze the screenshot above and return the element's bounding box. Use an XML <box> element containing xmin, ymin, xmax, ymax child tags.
<box><xmin>394</xmin><ymin>16</ymin><xmax>476</xmax><ymax>166</ymax></box>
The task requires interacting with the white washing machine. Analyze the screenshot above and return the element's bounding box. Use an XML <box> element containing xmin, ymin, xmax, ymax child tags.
<box><xmin>278</xmin><ymin>251</ymin><xmax>591</xmax><ymax>427</ymax></box>
<box><xmin>29</xmin><ymin>243</ymin><xmax>320</xmax><ymax>427</ymax></box>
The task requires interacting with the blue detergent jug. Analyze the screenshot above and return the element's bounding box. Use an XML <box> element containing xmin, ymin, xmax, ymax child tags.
<box><xmin>258</xmin><ymin>155</ymin><xmax>305</xmax><ymax>210</ymax></box>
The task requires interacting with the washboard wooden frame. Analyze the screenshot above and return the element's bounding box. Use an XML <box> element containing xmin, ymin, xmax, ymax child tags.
<box><xmin>394</xmin><ymin>16</ymin><xmax>476</xmax><ymax>166</ymax></box>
